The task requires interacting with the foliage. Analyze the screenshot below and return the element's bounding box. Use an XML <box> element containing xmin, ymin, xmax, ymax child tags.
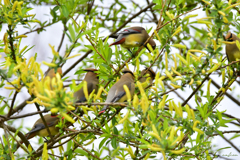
<box><xmin>0</xmin><ymin>0</ymin><xmax>240</xmax><ymax>159</ymax></box>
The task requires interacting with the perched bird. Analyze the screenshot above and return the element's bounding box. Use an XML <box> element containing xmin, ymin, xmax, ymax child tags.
<box><xmin>225</xmin><ymin>32</ymin><xmax>240</xmax><ymax>75</ymax></box>
<box><xmin>99</xmin><ymin>69</ymin><xmax>135</xmax><ymax>114</ymax></box>
<box><xmin>15</xmin><ymin>114</ymin><xmax>61</xmax><ymax>152</ymax></box>
<box><xmin>74</xmin><ymin>68</ymin><xmax>99</xmax><ymax>103</ymax></box>
<box><xmin>109</xmin><ymin>26</ymin><xmax>156</xmax><ymax>52</ymax></box>
<box><xmin>139</xmin><ymin>68</ymin><xmax>156</xmax><ymax>84</ymax></box>
<box><xmin>25</xmin><ymin>114</ymin><xmax>60</xmax><ymax>140</ymax></box>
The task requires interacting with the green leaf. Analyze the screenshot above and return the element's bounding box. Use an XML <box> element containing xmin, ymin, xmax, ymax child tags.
<box><xmin>216</xmin><ymin>146</ymin><xmax>231</xmax><ymax>152</ymax></box>
<box><xmin>66</xmin><ymin>140</ymin><xmax>72</xmax><ymax>151</ymax></box>
<box><xmin>61</xmin><ymin>5</ymin><xmax>69</xmax><ymax>18</ymax></box>
<box><xmin>99</xmin><ymin>137</ymin><xmax>109</xmax><ymax>149</ymax></box>
<box><xmin>113</xmin><ymin>126</ymin><xmax>118</xmax><ymax>135</ymax></box>
<box><xmin>68</xmin><ymin>23</ymin><xmax>75</xmax><ymax>41</ymax></box>
<box><xmin>105</xmin><ymin>123</ymin><xmax>110</xmax><ymax>133</ymax></box>
<box><xmin>75</xmin><ymin>149</ymin><xmax>88</xmax><ymax>156</ymax></box>
<box><xmin>230</xmin><ymin>134</ymin><xmax>240</xmax><ymax>140</ymax></box>
<box><xmin>111</xmin><ymin>137</ymin><xmax>117</xmax><ymax>149</ymax></box>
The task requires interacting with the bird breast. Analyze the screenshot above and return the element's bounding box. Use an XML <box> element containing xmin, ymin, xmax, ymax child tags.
<box><xmin>38</xmin><ymin>126</ymin><xmax>59</xmax><ymax>137</ymax></box>
<box><xmin>121</xmin><ymin>34</ymin><xmax>145</xmax><ymax>48</ymax></box>
<box><xmin>226</xmin><ymin>44</ymin><xmax>240</xmax><ymax>62</ymax></box>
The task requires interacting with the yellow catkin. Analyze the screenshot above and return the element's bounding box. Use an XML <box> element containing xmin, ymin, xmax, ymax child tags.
<box><xmin>123</xmin><ymin>85</ymin><xmax>131</xmax><ymax>101</ymax></box>
<box><xmin>132</xmin><ymin>94</ymin><xmax>139</xmax><ymax>109</ymax></box>
<box><xmin>225</xmin><ymin>3</ymin><xmax>240</xmax><ymax>11</ymax></box>
<box><xmin>171</xmin><ymin>67</ymin><xmax>182</xmax><ymax>77</ymax></box>
<box><xmin>172</xmin><ymin>54</ymin><xmax>177</xmax><ymax>69</ymax></box>
<box><xmin>207</xmin><ymin>63</ymin><xmax>220</xmax><ymax>73</ymax></box>
<box><xmin>124</xmin><ymin>146</ymin><xmax>136</xmax><ymax>158</ymax></box>
<box><xmin>95</xmin><ymin>86</ymin><xmax>103</xmax><ymax>100</ymax></box>
<box><xmin>170</xmin><ymin>148</ymin><xmax>185</xmax><ymax>154</ymax></box>
<box><xmin>165</xmin><ymin>52</ymin><xmax>168</xmax><ymax>69</ymax></box>
<box><xmin>223</xmin><ymin>17</ymin><xmax>228</xmax><ymax>23</ymax></box>
<box><xmin>118</xmin><ymin>110</ymin><xmax>130</xmax><ymax>124</ymax></box>
<box><xmin>175</xmin><ymin>53</ymin><xmax>188</xmax><ymax>65</ymax></box>
<box><xmin>218</xmin><ymin>11</ymin><xmax>225</xmax><ymax>16</ymax></box>
<box><xmin>222</xmin><ymin>41</ymin><xmax>235</xmax><ymax>44</ymax></box>
<box><xmin>15</xmin><ymin>35</ymin><xmax>27</xmax><ymax>39</ymax></box>
<box><xmin>172</xmin><ymin>26</ymin><xmax>182</xmax><ymax>37</ymax></box>
<box><xmin>170</xmin><ymin>83</ymin><xmax>181</xmax><ymax>89</ymax></box>
<box><xmin>158</xmin><ymin>95</ymin><xmax>166</xmax><ymax>109</ymax></box>
<box><xmin>42</xmin><ymin>143</ymin><xmax>48</xmax><ymax>160</ymax></box>
<box><xmin>202</xmin><ymin>0</ymin><xmax>211</xmax><ymax>5</ymax></box>
<box><xmin>154</xmin><ymin>30</ymin><xmax>161</xmax><ymax>43</ymax></box>
<box><xmin>189</xmin><ymin>78</ymin><xmax>194</xmax><ymax>85</ymax></box>
<box><xmin>165</xmin><ymin>70</ymin><xmax>174</xmax><ymax>82</ymax></box>
<box><xmin>83</xmin><ymin>81</ymin><xmax>89</xmax><ymax>100</ymax></box>
<box><xmin>42</xmin><ymin>61</ymin><xmax>57</xmax><ymax>67</ymax></box>
<box><xmin>183</xmin><ymin>14</ymin><xmax>198</xmax><ymax>20</ymax></box>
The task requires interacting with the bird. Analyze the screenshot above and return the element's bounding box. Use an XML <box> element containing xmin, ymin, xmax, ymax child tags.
<box><xmin>99</xmin><ymin>69</ymin><xmax>135</xmax><ymax>114</ymax></box>
<box><xmin>109</xmin><ymin>26</ymin><xmax>156</xmax><ymax>52</ymax></box>
<box><xmin>74</xmin><ymin>68</ymin><xmax>99</xmax><ymax>103</ymax></box>
<box><xmin>25</xmin><ymin>114</ymin><xmax>60</xmax><ymax>140</ymax></box>
<box><xmin>139</xmin><ymin>68</ymin><xmax>156</xmax><ymax>84</ymax></box>
<box><xmin>225</xmin><ymin>32</ymin><xmax>240</xmax><ymax>75</ymax></box>
<box><xmin>14</xmin><ymin>114</ymin><xmax>61</xmax><ymax>152</ymax></box>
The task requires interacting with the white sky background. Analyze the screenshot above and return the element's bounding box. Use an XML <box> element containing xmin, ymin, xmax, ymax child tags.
<box><xmin>0</xmin><ymin>0</ymin><xmax>240</xmax><ymax>159</ymax></box>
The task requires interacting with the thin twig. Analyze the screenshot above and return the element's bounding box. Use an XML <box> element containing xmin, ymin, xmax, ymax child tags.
<box><xmin>8</xmin><ymin>90</ymin><xmax>18</xmax><ymax>117</ymax></box>
<box><xmin>73</xmin><ymin>139</ymin><xmax>102</xmax><ymax>160</ymax></box>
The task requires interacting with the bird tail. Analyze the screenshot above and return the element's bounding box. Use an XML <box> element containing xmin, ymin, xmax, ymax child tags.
<box><xmin>25</xmin><ymin>132</ymin><xmax>37</xmax><ymax>140</ymax></box>
<box><xmin>99</xmin><ymin>105</ymin><xmax>108</xmax><ymax>114</ymax></box>
<box><xmin>109</xmin><ymin>34</ymin><xmax>118</xmax><ymax>39</ymax></box>
<box><xmin>109</xmin><ymin>38</ymin><xmax>125</xmax><ymax>47</ymax></box>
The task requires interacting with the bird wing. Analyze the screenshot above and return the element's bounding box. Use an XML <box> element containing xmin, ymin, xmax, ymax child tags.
<box><xmin>75</xmin><ymin>82</ymin><xmax>96</xmax><ymax>103</ymax></box>
<box><xmin>26</xmin><ymin>123</ymin><xmax>46</xmax><ymax>138</ymax></box>
<box><xmin>119</xmin><ymin>28</ymin><xmax>141</xmax><ymax>35</ymax></box>
<box><xmin>111</xmin><ymin>81</ymin><xmax>133</xmax><ymax>103</ymax></box>
<box><xmin>99</xmin><ymin>81</ymin><xmax>133</xmax><ymax>114</ymax></box>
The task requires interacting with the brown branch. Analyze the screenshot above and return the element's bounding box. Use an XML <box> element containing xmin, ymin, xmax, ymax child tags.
<box><xmin>4</xmin><ymin>125</ymin><xmax>29</xmax><ymax>154</ymax></box>
<box><xmin>221</xmin><ymin>134</ymin><xmax>240</xmax><ymax>153</ymax></box>
<box><xmin>8</xmin><ymin>25</ymin><xmax>16</xmax><ymax>63</ymax></box>
<box><xmin>62</xmin><ymin>50</ymin><xmax>92</xmax><ymax>77</ymax></box>
<box><xmin>22</xmin><ymin>22</ymin><xmax>59</xmax><ymax>35</ymax></box>
<box><xmin>7</xmin><ymin>90</ymin><xmax>18</xmax><ymax>117</ymax></box>
<box><xmin>207</xmin><ymin>77</ymin><xmax>240</xmax><ymax>106</ymax></box>
<box><xmin>51</xmin><ymin>134</ymin><xmax>77</xmax><ymax>149</ymax></box>
<box><xmin>3</xmin><ymin>125</ymin><xmax>13</xmax><ymax>158</ymax></box>
<box><xmin>0</xmin><ymin>123</ymin><xmax>31</xmax><ymax>151</ymax></box>
<box><xmin>75</xmin><ymin>102</ymin><xmax>127</xmax><ymax>107</ymax></box>
<box><xmin>6</xmin><ymin>97</ymin><xmax>32</xmax><ymax>117</ymax></box>
<box><xmin>182</xmin><ymin>72</ymin><xmax>211</xmax><ymax>106</ymax></box>
<box><xmin>209</xmin><ymin>130</ymin><xmax>240</xmax><ymax>137</ymax></box>
<box><xmin>9</xmin><ymin>110</ymin><xmax>48</xmax><ymax>120</ymax></box>
<box><xmin>211</xmin><ymin>77</ymin><xmax>236</xmax><ymax>110</ymax></box>
<box><xmin>146</xmin><ymin>0</ymin><xmax>158</xmax><ymax>23</ymax></box>
<box><xmin>57</xmin><ymin>24</ymin><xmax>67</xmax><ymax>52</ymax></box>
